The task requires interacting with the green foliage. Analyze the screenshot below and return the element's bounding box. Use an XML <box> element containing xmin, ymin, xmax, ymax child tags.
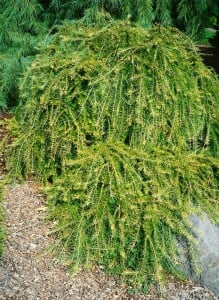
<box><xmin>0</xmin><ymin>54</ymin><xmax>33</xmax><ymax>109</ymax></box>
<box><xmin>46</xmin><ymin>143</ymin><xmax>218</xmax><ymax>285</ymax></box>
<box><xmin>176</xmin><ymin>0</ymin><xmax>219</xmax><ymax>37</ymax></box>
<box><xmin>7</xmin><ymin>23</ymin><xmax>219</xmax><ymax>176</ymax></box>
<box><xmin>0</xmin><ymin>0</ymin><xmax>48</xmax><ymax>110</ymax></box>
<box><xmin>199</xmin><ymin>28</ymin><xmax>217</xmax><ymax>45</ymax></box>
<box><xmin>4</xmin><ymin>22</ymin><xmax>219</xmax><ymax>287</ymax></box>
<box><xmin>49</xmin><ymin>0</ymin><xmax>219</xmax><ymax>39</ymax></box>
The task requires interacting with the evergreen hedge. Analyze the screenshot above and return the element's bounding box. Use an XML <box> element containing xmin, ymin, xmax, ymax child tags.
<box><xmin>4</xmin><ymin>22</ymin><xmax>219</xmax><ymax>288</ymax></box>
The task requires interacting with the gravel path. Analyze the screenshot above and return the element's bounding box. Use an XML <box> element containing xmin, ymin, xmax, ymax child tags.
<box><xmin>0</xmin><ymin>182</ymin><xmax>218</xmax><ymax>300</ymax></box>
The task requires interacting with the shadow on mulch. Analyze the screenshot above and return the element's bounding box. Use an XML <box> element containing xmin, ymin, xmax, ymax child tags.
<box><xmin>0</xmin><ymin>112</ymin><xmax>12</xmax><ymax>175</ymax></box>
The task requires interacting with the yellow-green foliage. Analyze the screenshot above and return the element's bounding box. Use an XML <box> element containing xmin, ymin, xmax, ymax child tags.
<box><xmin>47</xmin><ymin>143</ymin><xmax>218</xmax><ymax>285</ymax></box>
<box><xmin>5</xmin><ymin>21</ymin><xmax>219</xmax><ymax>287</ymax></box>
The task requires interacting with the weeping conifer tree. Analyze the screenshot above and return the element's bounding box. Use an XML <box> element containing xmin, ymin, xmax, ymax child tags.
<box><xmin>4</xmin><ymin>20</ymin><xmax>219</xmax><ymax>287</ymax></box>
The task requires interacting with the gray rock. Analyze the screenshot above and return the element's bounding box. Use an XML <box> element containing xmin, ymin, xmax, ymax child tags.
<box><xmin>180</xmin><ymin>214</ymin><xmax>219</xmax><ymax>297</ymax></box>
